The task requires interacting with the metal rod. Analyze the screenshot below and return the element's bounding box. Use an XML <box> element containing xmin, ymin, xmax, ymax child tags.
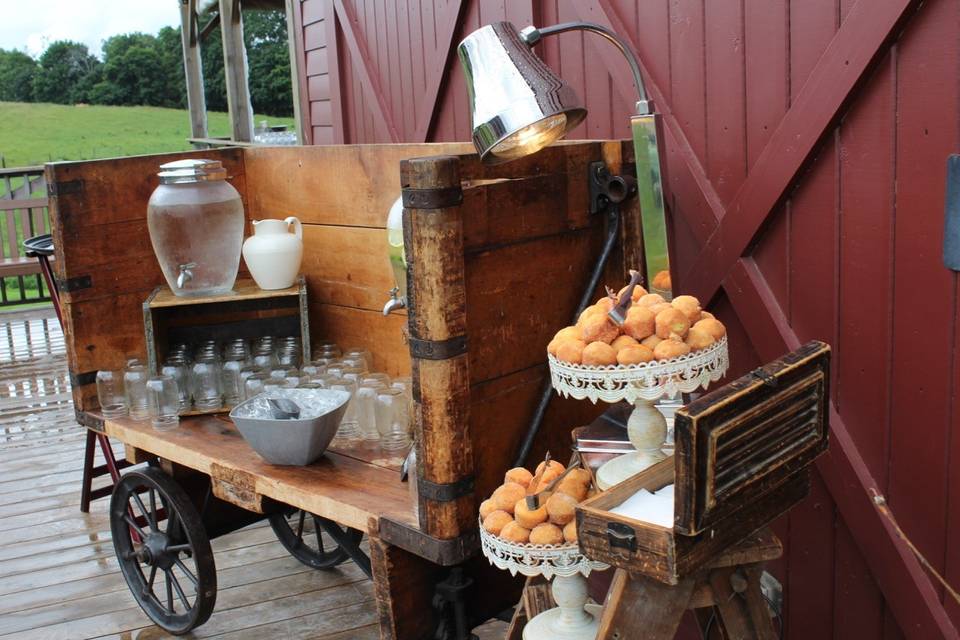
<box><xmin>525</xmin><ymin>21</ymin><xmax>648</xmax><ymax>109</ymax></box>
<box><xmin>514</xmin><ymin>205</ymin><xmax>621</xmax><ymax>467</ymax></box>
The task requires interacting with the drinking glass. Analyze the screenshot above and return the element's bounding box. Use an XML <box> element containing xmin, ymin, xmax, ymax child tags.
<box><xmin>326</xmin><ymin>363</ymin><xmax>347</xmax><ymax>380</ymax></box>
<box><xmin>300</xmin><ymin>361</ymin><xmax>326</xmax><ymax>379</ymax></box>
<box><xmin>244</xmin><ymin>372</ymin><xmax>269</xmax><ymax>400</ymax></box>
<box><xmin>146</xmin><ymin>375</ymin><xmax>180</xmax><ymax>431</ymax></box>
<box><xmin>160</xmin><ymin>356</ymin><xmax>191</xmax><ymax>412</ymax></box>
<box><xmin>330</xmin><ymin>379</ymin><xmax>360</xmax><ymax>442</ymax></box>
<box><xmin>96</xmin><ymin>370</ymin><xmax>127</xmax><ymax>418</ymax></box>
<box><xmin>277</xmin><ymin>336</ymin><xmax>302</xmax><ymax>367</ymax></box>
<box><xmin>313</xmin><ymin>340</ymin><xmax>341</xmax><ymax>359</ymax></box>
<box><xmin>263</xmin><ymin>378</ymin><xmax>291</xmax><ymax>393</ymax></box>
<box><xmin>191</xmin><ymin>361</ymin><xmax>222</xmax><ymax>410</ymax></box>
<box><xmin>355</xmin><ymin>380</ymin><xmax>386</xmax><ymax>441</ymax></box>
<box><xmin>342</xmin><ymin>347</ymin><xmax>372</xmax><ymax>371</ymax></box>
<box><xmin>220</xmin><ymin>358</ymin><xmax>245</xmax><ymax>406</ymax></box>
<box><xmin>253</xmin><ymin>336</ymin><xmax>277</xmax><ymax>369</ymax></box>
<box><xmin>365</xmin><ymin>373</ymin><xmax>391</xmax><ymax>387</ymax></box>
<box><xmin>376</xmin><ymin>388</ymin><xmax>411</xmax><ymax>451</ymax></box>
<box><xmin>341</xmin><ymin>366</ymin><xmax>368</xmax><ymax>385</ymax></box>
<box><xmin>124</xmin><ymin>363</ymin><xmax>149</xmax><ymax>421</ymax></box>
<box><xmin>313</xmin><ymin>373</ymin><xmax>340</xmax><ymax>389</ymax></box>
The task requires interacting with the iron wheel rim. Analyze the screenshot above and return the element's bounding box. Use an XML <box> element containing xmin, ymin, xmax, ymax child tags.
<box><xmin>110</xmin><ymin>467</ymin><xmax>216</xmax><ymax>635</ymax></box>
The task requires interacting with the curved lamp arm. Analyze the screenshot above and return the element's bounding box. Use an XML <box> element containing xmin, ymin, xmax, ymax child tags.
<box><xmin>519</xmin><ymin>21</ymin><xmax>651</xmax><ymax>114</ymax></box>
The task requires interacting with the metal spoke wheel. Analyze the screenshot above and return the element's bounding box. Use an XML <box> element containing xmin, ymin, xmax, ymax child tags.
<box><xmin>269</xmin><ymin>509</ymin><xmax>363</xmax><ymax>570</ymax></box>
<box><xmin>110</xmin><ymin>467</ymin><xmax>217</xmax><ymax>635</ymax></box>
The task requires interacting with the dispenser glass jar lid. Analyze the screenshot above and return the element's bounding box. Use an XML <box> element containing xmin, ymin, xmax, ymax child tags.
<box><xmin>158</xmin><ymin>159</ymin><xmax>228</xmax><ymax>184</ymax></box>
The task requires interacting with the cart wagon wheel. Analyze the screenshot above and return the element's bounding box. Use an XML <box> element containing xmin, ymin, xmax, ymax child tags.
<box><xmin>110</xmin><ymin>467</ymin><xmax>217</xmax><ymax>635</ymax></box>
<box><xmin>269</xmin><ymin>509</ymin><xmax>364</xmax><ymax>570</ymax></box>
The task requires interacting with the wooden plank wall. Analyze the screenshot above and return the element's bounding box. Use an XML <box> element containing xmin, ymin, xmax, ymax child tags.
<box><xmin>311</xmin><ymin>0</ymin><xmax>960</xmax><ymax>637</ymax></box>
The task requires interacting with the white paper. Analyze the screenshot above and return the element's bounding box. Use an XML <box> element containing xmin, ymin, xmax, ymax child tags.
<box><xmin>609</xmin><ymin>483</ymin><xmax>675</xmax><ymax>528</ymax></box>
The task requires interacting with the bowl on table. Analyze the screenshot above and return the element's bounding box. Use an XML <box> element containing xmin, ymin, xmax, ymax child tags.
<box><xmin>229</xmin><ymin>388</ymin><xmax>350</xmax><ymax>465</ymax></box>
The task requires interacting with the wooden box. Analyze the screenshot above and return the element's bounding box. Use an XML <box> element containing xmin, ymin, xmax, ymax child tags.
<box><xmin>143</xmin><ymin>277</ymin><xmax>310</xmax><ymax>376</ymax></box>
<box><xmin>577</xmin><ymin>340</ymin><xmax>830</xmax><ymax>584</ymax></box>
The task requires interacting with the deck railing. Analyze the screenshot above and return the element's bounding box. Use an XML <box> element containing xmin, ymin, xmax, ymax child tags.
<box><xmin>0</xmin><ymin>166</ymin><xmax>51</xmax><ymax>307</ymax></box>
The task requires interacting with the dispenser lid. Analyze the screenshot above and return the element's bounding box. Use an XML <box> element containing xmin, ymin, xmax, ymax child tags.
<box><xmin>158</xmin><ymin>159</ymin><xmax>228</xmax><ymax>184</ymax></box>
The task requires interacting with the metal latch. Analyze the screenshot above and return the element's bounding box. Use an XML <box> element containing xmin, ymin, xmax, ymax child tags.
<box><xmin>751</xmin><ymin>368</ymin><xmax>778</xmax><ymax>387</ymax></box>
<box><xmin>606</xmin><ymin>522</ymin><xmax>637</xmax><ymax>552</ymax></box>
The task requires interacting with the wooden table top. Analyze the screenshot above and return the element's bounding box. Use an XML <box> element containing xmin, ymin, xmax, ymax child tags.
<box><xmin>102</xmin><ymin>413</ymin><xmax>418</xmax><ymax>533</ymax></box>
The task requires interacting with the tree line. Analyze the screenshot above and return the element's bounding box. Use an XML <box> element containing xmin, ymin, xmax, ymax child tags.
<box><xmin>0</xmin><ymin>10</ymin><xmax>292</xmax><ymax>117</ymax></box>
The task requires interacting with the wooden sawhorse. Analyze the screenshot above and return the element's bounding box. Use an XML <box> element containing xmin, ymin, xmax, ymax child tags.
<box><xmin>596</xmin><ymin>528</ymin><xmax>782</xmax><ymax>640</ymax></box>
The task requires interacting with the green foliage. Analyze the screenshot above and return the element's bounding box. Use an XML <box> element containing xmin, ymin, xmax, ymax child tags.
<box><xmin>0</xmin><ymin>49</ymin><xmax>38</xmax><ymax>102</ymax></box>
<box><xmin>92</xmin><ymin>32</ymin><xmax>184</xmax><ymax>108</ymax></box>
<box><xmin>32</xmin><ymin>41</ymin><xmax>100</xmax><ymax>104</ymax></box>
<box><xmin>8</xmin><ymin>9</ymin><xmax>293</xmax><ymax>117</ymax></box>
<box><xmin>0</xmin><ymin>101</ymin><xmax>294</xmax><ymax>168</ymax></box>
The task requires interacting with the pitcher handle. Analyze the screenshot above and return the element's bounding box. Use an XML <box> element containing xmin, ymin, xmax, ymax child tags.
<box><xmin>285</xmin><ymin>216</ymin><xmax>302</xmax><ymax>239</ymax></box>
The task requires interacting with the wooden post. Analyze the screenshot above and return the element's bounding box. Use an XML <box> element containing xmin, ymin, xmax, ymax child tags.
<box><xmin>402</xmin><ymin>156</ymin><xmax>476</xmax><ymax>541</ymax></box>
<box><xmin>218</xmin><ymin>0</ymin><xmax>254</xmax><ymax>142</ymax></box>
<box><xmin>283</xmin><ymin>0</ymin><xmax>309</xmax><ymax>144</ymax></box>
<box><xmin>179</xmin><ymin>0</ymin><xmax>208</xmax><ymax>140</ymax></box>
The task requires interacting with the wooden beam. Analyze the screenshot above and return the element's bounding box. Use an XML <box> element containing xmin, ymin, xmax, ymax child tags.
<box><xmin>199</xmin><ymin>12</ymin><xmax>221</xmax><ymax>43</ymax></box>
<box><xmin>412</xmin><ymin>0</ymin><xmax>466</xmax><ymax>142</ymax></box>
<box><xmin>284</xmin><ymin>0</ymin><xmax>311</xmax><ymax>144</ymax></box>
<box><xmin>681</xmin><ymin>0</ymin><xmax>921</xmax><ymax>306</ymax></box>
<box><xmin>219</xmin><ymin>0</ymin><xmax>254</xmax><ymax>142</ymax></box>
<box><xmin>179</xmin><ymin>0</ymin><xmax>208</xmax><ymax>140</ymax></box>
<box><xmin>324</xmin><ymin>0</ymin><xmax>346</xmax><ymax>143</ymax></box>
<box><xmin>724</xmin><ymin>258</ymin><xmax>959</xmax><ymax>640</ymax></box>
<box><xmin>331</xmin><ymin>0</ymin><xmax>400</xmax><ymax>142</ymax></box>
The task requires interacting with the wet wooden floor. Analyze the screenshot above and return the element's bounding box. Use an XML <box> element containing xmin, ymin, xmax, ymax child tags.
<box><xmin>0</xmin><ymin>307</ymin><xmax>380</xmax><ymax>639</ymax></box>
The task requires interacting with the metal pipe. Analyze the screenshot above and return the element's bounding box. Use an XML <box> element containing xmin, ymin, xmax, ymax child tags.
<box><xmin>521</xmin><ymin>21</ymin><xmax>649</xmax><ymax>112</ymax></box>
<box><xmin>514</xmin><ymin>205</ymin><xmax>621</xmax><ymax>467</ymax></box>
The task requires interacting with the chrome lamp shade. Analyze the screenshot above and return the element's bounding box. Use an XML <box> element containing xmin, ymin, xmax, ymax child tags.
<box><xmin>458</xmin><ymin>22</ymin><xmax>586</xmax><ymax>164</ymax></box>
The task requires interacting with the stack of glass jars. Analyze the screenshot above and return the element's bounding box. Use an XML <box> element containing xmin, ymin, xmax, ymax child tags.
<box><xmin>96</xmin><ymin>337</ymin><xmax>413</xmax><ymax>448</ymax></box>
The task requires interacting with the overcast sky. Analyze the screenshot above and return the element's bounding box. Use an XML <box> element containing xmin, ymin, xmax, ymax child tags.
<box><xmin>2</xmin><ymin>0</ymin><xmax>181</xmax><ymax>58</ymax></box>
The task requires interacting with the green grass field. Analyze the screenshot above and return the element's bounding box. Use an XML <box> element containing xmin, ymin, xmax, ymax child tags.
<box><xmin>0</xmin><ymin>101</ymin><xmax>295</xmax><ymax>167</ymax></box>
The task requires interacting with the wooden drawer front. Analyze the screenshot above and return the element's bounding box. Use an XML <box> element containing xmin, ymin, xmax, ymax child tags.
<box><xmin>708</xmin><ymin>372</ymin><xmax>825</xmax><ymax>509</ymax></box>
<box><xmin>674</xmin><ymin>340</ymin><xmax>830</xmax><ymax>535</ymax></box>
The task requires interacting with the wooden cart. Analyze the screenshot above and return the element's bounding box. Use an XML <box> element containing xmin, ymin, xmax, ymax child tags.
<box><xmin>46</xmin><ymin>140</ymin><xmax>644</xmax><ymax>639</ymax></box>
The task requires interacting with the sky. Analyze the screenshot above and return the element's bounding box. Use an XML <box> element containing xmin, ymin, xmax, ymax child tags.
<box><xmin>1</xmin><ymin>0</ymin><xmax>181</xmax><ymax>58</ymax></box>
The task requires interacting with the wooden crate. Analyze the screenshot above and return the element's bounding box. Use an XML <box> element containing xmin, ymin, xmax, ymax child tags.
<box><xmin>143</xmin><ymin>277</ymin><xmax>309</xmax><ymax>373</ymax></box>
<box><xmin>577</xmin><ymin>341</ymin><xmax>830</xmax><ymax>584</ymax></box>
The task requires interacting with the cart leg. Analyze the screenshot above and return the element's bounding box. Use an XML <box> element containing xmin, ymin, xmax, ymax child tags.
<box><xmin>369</xmin><ymin>534</ymin><xmax>442</xmax><ymax>640</ymax></box>
<box><xmin>80</xmin><ymin>429</ymin><xmax>97</xmax><ymax>512</ymax></box>
<box><xmin>596</xmin><ymin>569</ymin><xmax>695</xmax><ymax>640</ymax></box>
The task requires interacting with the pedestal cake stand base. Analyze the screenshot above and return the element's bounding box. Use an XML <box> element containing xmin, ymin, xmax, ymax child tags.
<box><xmin>523</xmin><ymin>604</ymin><xmax>603</xmax><ymax>640</ymax></box>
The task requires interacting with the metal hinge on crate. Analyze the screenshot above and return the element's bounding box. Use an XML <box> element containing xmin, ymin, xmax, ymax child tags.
<box><xmin>418</xmin><ymin>475</ymin><xmax>476</xmax><ymax>502</ymax></box>
<box><xmin>56</xmin><ymin>275</ymin><xmax>92</xmax><ymax>292</ymax></box>
<box><xmin>408</xmin><ymin>335</ymin><xmax>468</xmax><ymax>360</ymax></box>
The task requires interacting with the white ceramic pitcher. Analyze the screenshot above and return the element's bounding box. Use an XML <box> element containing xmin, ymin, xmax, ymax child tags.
<box><xmin>242</xmin><ymin>216</ymin><xmax>303</xmax><ymax>290</ymax></box>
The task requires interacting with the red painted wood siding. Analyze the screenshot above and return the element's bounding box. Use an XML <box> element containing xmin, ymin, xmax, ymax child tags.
<box><xmin>301</xmin><ymin>1</ymin><xmax>960</xmax><ymax>637</ymax></box>
<box><xmin>299</xmin><ymin>0</ymin><xmax>335</xmax><ymax>143</ymax></box>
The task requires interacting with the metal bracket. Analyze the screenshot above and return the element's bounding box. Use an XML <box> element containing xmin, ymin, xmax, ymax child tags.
<box><xmin>418</xmin><ymin>475</ymin><xmax>476</xmax><ymax>502</ymax></box>
<box><xmin>70</xmin><ymin>370</ymin><xmax>98</xmax><ymax>387</ymax></box>
<box><xmin>76</xmin><ymin>409</ymin><xmax>105</xmax><ymax>432</ymax></box>
<box><xmin>56</xmin><ymin>275</ymin><xmax>92</xmax><ymax>292</ymax></box>
<box><xmin>432</xmin><ymin>567</ymin><xmax>477</xmax><ymax>640</ymax></box>
<box><xmin>751</xmin><ymin>368</ymin><xmax>779</xmax><ymax>388</ymax></box>
<box><xmin>409</xmin><ymin>335</ymin><xmax>468</xmax><ymax>360</ymax></box>
<box><xmin>402</xmin><ymin>186</ymin><xmax>464</xmax><ymax>209</ymax></box>
<box><xmin>50</xmin><ymin>179</ymin><xmax>83</xmax><ymax>196</ymax></box>
<box><xmin>588</xmin><ymin>161</ymin><xmax>636</xmax><ymax>215</ymax></box>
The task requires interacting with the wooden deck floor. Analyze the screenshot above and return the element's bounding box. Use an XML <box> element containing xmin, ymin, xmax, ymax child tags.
<box><xmin>0</xmin><ymin>307</ymin><xmax>381</xmax><ymax>640</ymax></box>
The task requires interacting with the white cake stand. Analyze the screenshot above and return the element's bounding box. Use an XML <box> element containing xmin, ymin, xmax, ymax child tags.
<box><xmin>549</xmin><ymin>336</ymin><xmax>729</xmax><ymax>489</ymax></box>
<box><xmin>479</xmin><ymin>521</ymin><xmax>608</xmax><ymax>640</ymax></box>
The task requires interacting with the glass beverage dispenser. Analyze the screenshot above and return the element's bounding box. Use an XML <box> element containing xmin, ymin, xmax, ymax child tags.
<box><xmin>147</xmin><ymin>159</ymin><xmax>245</xmax><ymax>297</ymax></box>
